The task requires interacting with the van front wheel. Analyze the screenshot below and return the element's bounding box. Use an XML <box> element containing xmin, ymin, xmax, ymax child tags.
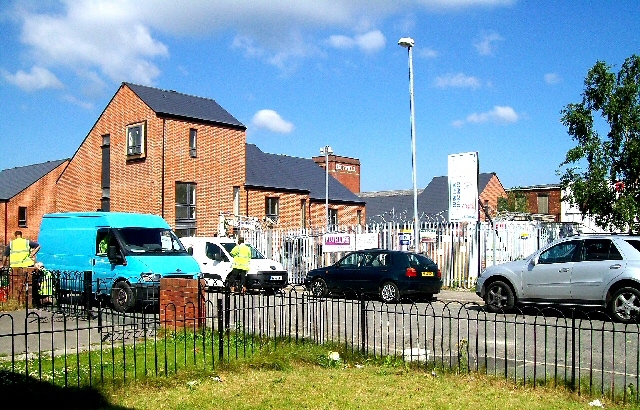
<box><xmin>111</xmin><ymin>281</ymin><xmax>135</xmax><ymax>312</ymax></box>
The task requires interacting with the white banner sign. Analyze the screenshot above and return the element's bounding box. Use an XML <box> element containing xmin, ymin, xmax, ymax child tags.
<box><xmin>323</xmin><ymin>233</ymin><xmax>354</xmax><ymax>252</ymax></box>
<box><xmin>448</xmin><ymin>152</ymin><xmax>479</xmax><ymax>222</ymax></box>
<box><xmin>322</xmin><ymin>233</ymin><xmax>379</xmax><ymax>252</ymax></box>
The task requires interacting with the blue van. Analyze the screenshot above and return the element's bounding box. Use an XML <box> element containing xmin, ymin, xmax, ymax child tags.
<box><xmin>37</xmin><ymin>212</ymin><xmax>201</xmax><ymax>312</ymax></box>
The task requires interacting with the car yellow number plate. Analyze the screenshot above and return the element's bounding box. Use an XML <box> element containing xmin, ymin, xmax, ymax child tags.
<box><xmin>421</xmin><ymin>271</ymin><xmax>434</xmax><ymax>277</ymax></box>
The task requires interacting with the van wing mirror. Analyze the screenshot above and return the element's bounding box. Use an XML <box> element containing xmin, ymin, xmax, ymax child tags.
<box><xmin>107</xmin><ymin>245</ymin><xmax>123</xmax><ymax>264</ymax></box>
<box><xmin>187</xmin><ymin>247</ymin><xmax>193</xmax><ymax>256</ymax></box>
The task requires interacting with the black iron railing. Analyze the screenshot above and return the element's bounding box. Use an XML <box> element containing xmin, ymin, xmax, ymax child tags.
<box><xmin>0</xmin><ymin>268</ymin><xmax>637</xmax><ymax>404</ymax></box>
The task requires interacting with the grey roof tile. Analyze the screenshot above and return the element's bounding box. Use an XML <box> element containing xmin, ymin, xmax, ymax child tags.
<box><xmin>125</xmin><ymin>83</ymin><xmax>245</xmax><ymax>129</ymax></box>
<box><xmin>0</xmin><ymin>160</ymin><xmax>67</xmax><ymax>200</ymax></box>
<box><xmin>246</xmin><ymin>144</ymin><xmax>365</xmax><ymax>204</ymax></box>
<box><xmin>363</xmin><ymin>173</ymin><xmax>497</xmax><ymax>223</ymax></box>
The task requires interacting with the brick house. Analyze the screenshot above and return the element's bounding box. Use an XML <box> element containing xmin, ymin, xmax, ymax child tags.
<box><xmin>246</xmin><ymin>144</ymin><xmax>365</xmax><ymax>229</ymax></box>
<box><xmin>361</xmin><ymin>172</ymin><xmax>506</xmax><ymax>224</ymax></box>
<box><xmin>506</xmin><ymin>184</ymin><xmax>561</xmax><ymax>222</ymax></box>
<box><xmin>0</xmin><ymin>160</ymin><xmax>68</xmax><ymax>247</ymax></box>
<box><xmin>50</xmin><ymin>82</ymin><xmax>364</xmax><ymax>235</ymax></box>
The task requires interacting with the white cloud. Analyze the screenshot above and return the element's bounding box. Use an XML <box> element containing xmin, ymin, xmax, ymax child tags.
<box><xmin>544</xmin><ymin>72</ymin><xmax>562</xmax><ymax>84</ymax></box>
<box><xmin>434</xmin><ymin>73</ymin><xmax>481</xmax><ymax>89</ymax></box>
<box><xmin>252</xmin><ymin>110</ymin><xmax>294</xmax><ymax>134</ymax></box>
<box><xmin>17</xmin><ymin>1</ymin><xmax>168</xmax><ymax>87</ymax></box>
<box><xmin>473</xmin><ymin>31</ymin><xmax>503</xmax><ymax>55</ymax></box>
<box><xmin>2</xmin><ymin>66</ymin><xmax>63</xmax><ymax>92</ymax></box>
<box><xmin>7</xmin><ymin>0</ymin><xmax>514</xmax><ymax>93</ymax></box>
<box><xmin>418</xmin><ymin>48</ymin><xmax>438</xmax><ymax>58</ymax></box>
<box><xmin>328</xmin><ymin>30</ymin><xmax>386</xmax><ymax>53</ymax></box>
<box><xmin>454</xmin><ymin>105</ymin><xmax>519</xmax><ymax>126</ymax></box>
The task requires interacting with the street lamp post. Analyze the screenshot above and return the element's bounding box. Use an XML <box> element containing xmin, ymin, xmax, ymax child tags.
<box><xmin>398</xmin><ymin>37</ymin><xmax>420</xmax><ymax>250</ymax></box>
<box><xmin>320</xmin><ymin>145</ymin><xmax>333</xmax><ymax>232</ymax></box>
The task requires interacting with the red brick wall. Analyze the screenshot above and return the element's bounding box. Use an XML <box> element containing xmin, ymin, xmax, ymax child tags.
<box><xmin>479</xmin><ymin>174</ymin><xmax>507</xmax><ymax>222</ymax></box>
<box><xmin>56</xmin><ymin>84</ymin><xmax>246</xmax><ymax>236</ymax></box>
<box><xmin>1</xmin><ymin>160</ymin><xmax>67</xmax><ymax>245</ymax></box>
<box><xmin>521</xmin><ymin>188</ymin><xmax>561</xmax><ymax>221</ymax></box>
<box><xmin>245</xmin><ymin>188</ymin><xmax>365</xmax><ymax>229</ymax></box>
<box><xmin>312</xmin><ymin>155</ymin><xmax>361</xmax><ymax>194</ymax></box>
<box><xmin>159</xmin><ymin>278</ymin><xmax>206</xmax><ymax>328</ymax></box>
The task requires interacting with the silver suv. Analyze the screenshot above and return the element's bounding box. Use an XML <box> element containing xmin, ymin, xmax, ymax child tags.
<box><xmin>476</xmin><ymin>234</ymin><xmax>640</xmax><ymax>323</ymax></box>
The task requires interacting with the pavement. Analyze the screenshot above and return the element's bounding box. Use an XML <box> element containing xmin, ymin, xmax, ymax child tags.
<box><xmin>437</xmin><ymin>288</ymin><xmax>483</xmax><ymax>304</ymax></box>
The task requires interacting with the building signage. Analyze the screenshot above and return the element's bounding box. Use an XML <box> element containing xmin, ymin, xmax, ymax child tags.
<box><xmin>399</xmin><ymin>229</ymin><xmax>412</xmax><ymax>246</ymax></box>
<box><xmin>322</xmin><ymin>233</ymin><xmax>378</xmax><ymax>252</ymax></box>
<box><xmin>448</xmin><ymin>152</ymin><xmax>479</xmax><ymax>222</ymax></box>
<box><xmin>323</xmin><ymin>233</ymin><xmax>354</xmax><ymax>252</ymax></box>
<box><xmin>336</xmin><ymin>163</ymin><xmax>357</xmax><ymax>173</ymax></box>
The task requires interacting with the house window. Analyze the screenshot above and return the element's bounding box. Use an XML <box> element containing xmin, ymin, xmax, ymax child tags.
<box><xmin>101</xmin><ymin>134</ymin><xmax>110</xmax><ymax>211</ymax></box>
<box><xmin>233</xmin><ymin>187</ymin><xmax>240</xmax><ymax>215</ymax></box>
<box><xmin>189</xmin><ymin>129</ymin><xmax>197</xmax><ymax>158</ymax></box>
<box><xmin>18</xmin><ymin>207</ymin><xmax>27</xmax><ymax>227</ymax></box>
<box><xmin>126</xmin><ymin>122</ymin><xmax>145</xmax><ymax>156</ymax></box>
<box><xmin>176</xmin><ymin>182</ymin><xmax>196</xmax><ymax>220</ymax></box>
<box><xmin>266</xmin><ymin>197</ymin><xmax>279</xmax><ymax>221</ymax></box>
<box><xmin>537</xmin><ymin>194</ymin><xmax>549</xmax><ymax>214</ymax></box>
<box><xmin>357</xmin><ymin>210</ymin><xmax>362</xmax><ymax>225</ymax></box>
<box><xmin>301</xmin><ymin>200</ymin><xmax>307</xmax><ymax>229</ymax></box>
<box><xmin>328</xmin><ymin>208</ymin><xmax>338</xmax><ymax>227</ymax></box>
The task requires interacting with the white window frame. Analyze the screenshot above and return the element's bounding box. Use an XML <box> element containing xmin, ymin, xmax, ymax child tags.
<box><xmin>126</xmin><ymin>122</ymin><xmax>146</xmax><ymax>157</ymax></box>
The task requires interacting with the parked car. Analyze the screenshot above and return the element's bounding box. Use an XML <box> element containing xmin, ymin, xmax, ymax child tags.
<box><xmin>179</xmin><ymin>236</ymin><xmax>288</xmax><ymax>292</ymax></box>
<box><xmin>304</xmin><ymin>249</ymin><xmax>442</xmax><ymax>303</ymax></box>
<box><xmin>476</xmin><ymin>234</ymin><xmax>640</xmax><ymax>323</ymax></box>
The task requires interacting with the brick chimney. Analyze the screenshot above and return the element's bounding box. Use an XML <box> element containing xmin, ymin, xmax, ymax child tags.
<box><xmin>312</xmin><ymin>153</ymin><xmax>361</xmax><ymax>194</ymax></box>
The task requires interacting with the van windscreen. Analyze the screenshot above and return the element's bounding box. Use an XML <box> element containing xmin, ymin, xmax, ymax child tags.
<box><xmin>116</xmin><ymin>228</ymin><xmax>187</xmax><ymax>254</ymax></box>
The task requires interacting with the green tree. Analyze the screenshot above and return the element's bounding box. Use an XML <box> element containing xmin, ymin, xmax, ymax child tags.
<box><xmin>497</xmin><ymin>191</ymin><xmax>528</xmax><ymax>213</ymax></box>
<box><xmin>559</xmin><ymin>54</ymin><xmax>640</xmax><ymax>233</ymax></box>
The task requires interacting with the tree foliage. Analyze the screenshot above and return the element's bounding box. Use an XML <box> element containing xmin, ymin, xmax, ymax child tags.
<box><xmin>497</xmin><ymin>191</ymin><xmax>528</xmax><ymax>213</ymax></box>
<box><xmin>559</xmin><ymin>54</ymin><xmax>640</xmax><ymax>233</ymax></box>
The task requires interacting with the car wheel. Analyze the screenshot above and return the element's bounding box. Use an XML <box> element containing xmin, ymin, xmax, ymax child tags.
<box><xmin>380</xmin><ymin>281</ymin><xmax>400</xmax><ymax>303</ymax></box>
<box><xmin>484</xmin><ymin>280</ymin><xmax>514</xmax><ymax>313</ymax></box>
<box><xmin>609</xmin><ymin>287</ymin><xmax>640</xmax><ymax>324</ymax></box>
<box><xmin>311</xmin><ymin>278</ymin><xmax>328</xmax><ymax>297</ymax></box>
<box><xmin>111</xmin><ymin>281</ymin><xmax>135</xmax><ymax>313</ymax></box>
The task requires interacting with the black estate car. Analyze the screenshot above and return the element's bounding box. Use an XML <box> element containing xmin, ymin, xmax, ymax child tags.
<box><xmin>305</xmin><ymin>249</ymin><xmax>442</xmax><ymax>303</ymax></box>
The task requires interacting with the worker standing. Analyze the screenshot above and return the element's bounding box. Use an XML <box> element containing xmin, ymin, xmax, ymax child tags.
<box><xmin>229</xmin><ymin>236</ymin><xmax>252</xmax><ymax>293</ymax></box>
<box><xmin>2</xmin><ymin>230</ymin><xmax>40</xmax><ymax>268</ymax></box>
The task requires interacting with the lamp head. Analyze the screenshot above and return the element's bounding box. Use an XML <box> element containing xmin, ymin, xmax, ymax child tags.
<box><xmin>398</xmin><ymin>37</ymin><xmax>415</xmax><ymax>48</ymax></box>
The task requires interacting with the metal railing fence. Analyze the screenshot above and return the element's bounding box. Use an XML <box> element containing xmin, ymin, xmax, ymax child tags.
<box><xmin>242</xmin><ymin>221</ymin><xmax>579</xmax><ymax>289</ymax></box>
<box><xmin>0</xmin><ymin>275</ymin><xmax>637</xmax><ymax>405</ymax></box>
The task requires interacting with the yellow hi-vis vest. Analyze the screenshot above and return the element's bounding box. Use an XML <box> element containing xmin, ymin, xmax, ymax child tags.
<box><xmin>231</xmin><ymin>243</ymin><xmax>251</xmax><ymax>271</ymax></box>
<box><xmin>10</xmin><ymin>237</ymin><xmax>34</xmax><ymax>267</ymax></box>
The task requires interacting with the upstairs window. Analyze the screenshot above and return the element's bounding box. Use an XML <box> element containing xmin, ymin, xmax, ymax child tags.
<box><xmin>18</xmin><ymin>207</ymin><xmax>27</xmax><ymax>228</ymax></box>
<box><xmin>127</xmin><ymin>122</ymin><xmax>145</xmax><ymax>157</ymax></box>
<box><xmin>189</xmin><ymin>129</ymin><xmax>197</xmax><ymax>158</ymax></box>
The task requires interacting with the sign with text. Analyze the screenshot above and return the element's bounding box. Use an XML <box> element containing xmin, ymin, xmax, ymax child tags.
<box><xmin>355</xmin><ymin>233</ymin><xmax>378</xmax><ymax>250</ymax></box>
<box><xmin>448</xmin><ymin>152</ymin><xmax>479</xmax><ymax>222</ymax></box>
<box><xmin>322</xmin><ymin>233</ymin><xmax>380</xmax><ymax>252</ymax></box>
<box><xmin>323</xmin><ymin>233</ymin><xmax>354</xmax><ymax>252</ymax></box>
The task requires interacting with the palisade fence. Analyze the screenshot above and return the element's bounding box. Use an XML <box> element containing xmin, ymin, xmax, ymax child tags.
<box><xmin>0</xmin><ymin>269</ymin><xmax>638</xmax><ymax>405</ymax></box>
<box><xmin>242</xmin><ymin>221</ymin><xmax>580</xmax><ymax>288</ymax></box>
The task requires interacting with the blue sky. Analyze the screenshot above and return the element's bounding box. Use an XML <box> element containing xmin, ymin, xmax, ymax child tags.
<box><xmin>1</xmin><ymin>0</ymin><xmax>639</xmax><ymax>192</ymax></box>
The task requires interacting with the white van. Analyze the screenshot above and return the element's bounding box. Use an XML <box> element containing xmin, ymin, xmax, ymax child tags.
<box><xmin>180</xmin><ymin>236</ymin><xmax>288</xmax><ymax>292</ymax></box>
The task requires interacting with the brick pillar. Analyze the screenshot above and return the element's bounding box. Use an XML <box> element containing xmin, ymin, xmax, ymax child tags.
<box><xmin>159</xmin><ymin>278</ymin><xmax>206</xmax><ymax>329</ymax></box>
<box><xmin>7</xmin><ymin>267</ymin><xmax>35</xmax><ymax>307</ymax></box>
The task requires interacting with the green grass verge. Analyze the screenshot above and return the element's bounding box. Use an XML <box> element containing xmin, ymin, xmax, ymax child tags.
<box><xmin>0</xmin><ymin>328</ymin><xmax>636</xmax><ymax>409</ymax></box>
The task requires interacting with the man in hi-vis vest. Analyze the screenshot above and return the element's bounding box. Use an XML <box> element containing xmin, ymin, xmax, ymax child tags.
<box><xmin>229</xmin><ymin>236</ymin><xmax>252</xmax><ymax>293</ymax></box>
<box><xmin>2</xmin><ymin>230</ymin><xmax>40</xmax><ymax>268</ymax></box>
